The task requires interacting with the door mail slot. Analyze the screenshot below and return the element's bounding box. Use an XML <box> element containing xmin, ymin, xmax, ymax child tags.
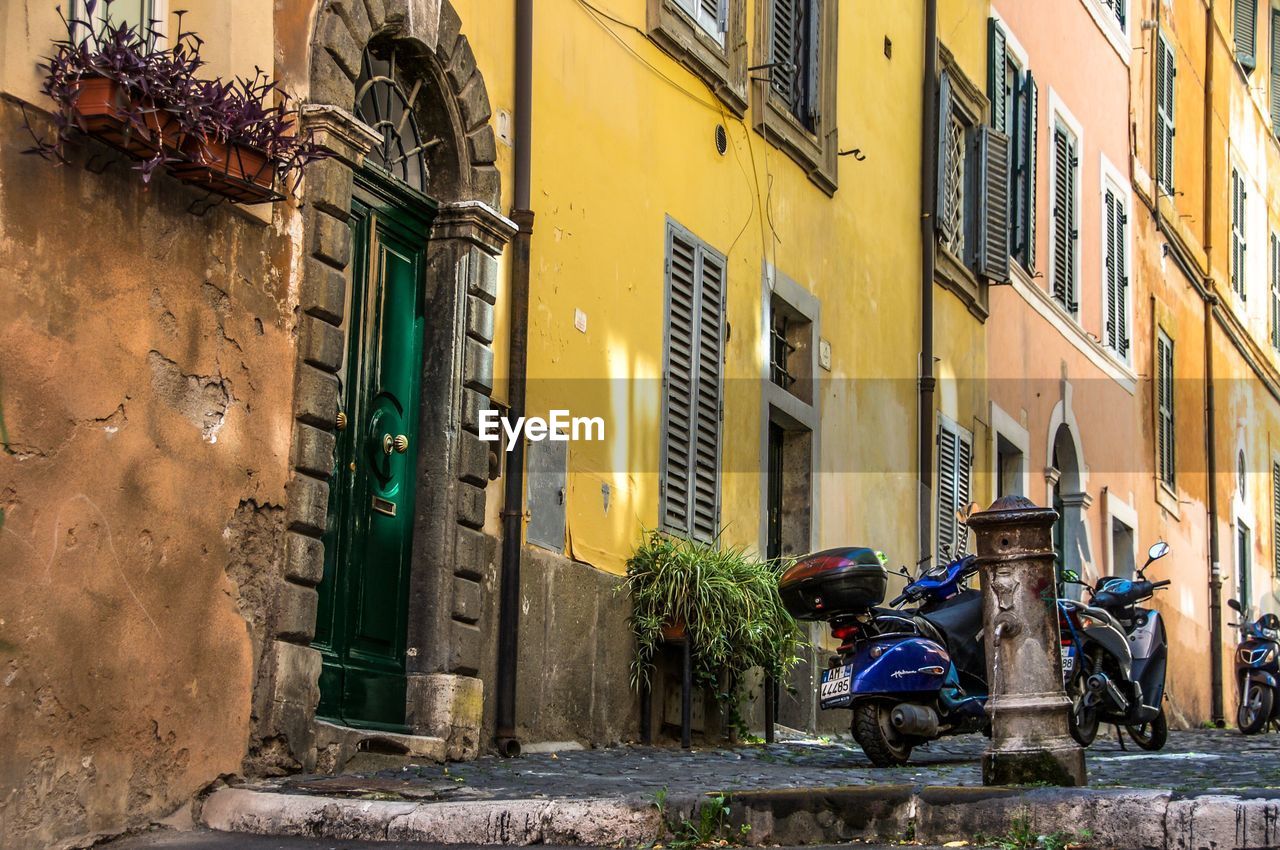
<box><xmin>371</xmin><ymin>496</ymin><xmax>397</xmax><ymax>517</ymax></box>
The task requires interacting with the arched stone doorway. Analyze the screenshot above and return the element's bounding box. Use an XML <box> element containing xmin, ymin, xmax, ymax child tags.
<box><xmin>253</xmin><ymin>0</ymin><xmax>515</xmax><ymax>771</ymax></box>
<box><xmin>1048</xmin><ymin>422</ymin><xmax>1093</xmax><ymax>594</ymax></box>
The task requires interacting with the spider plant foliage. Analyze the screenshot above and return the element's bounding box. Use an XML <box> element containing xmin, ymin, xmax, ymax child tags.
<box><xmin>624</xmin><ymin>530</ymin><xmax>804</xmax><ymax>727</ymax></box>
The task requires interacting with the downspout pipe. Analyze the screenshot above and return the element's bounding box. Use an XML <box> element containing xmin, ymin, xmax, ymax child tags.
<box><xmin>918</xmin><ymin>0</ymin><xmax>939</xmax><ymax>566</ymax></box>
<box><xmin>495</xmin><ymin>0</ymin><xmax>534</xmax><ymax>758</ymax></box>
<box><xmin>1201</xmin><ymin>0</ymin><xmax>1225</xmax><ymax>727</ymax></box>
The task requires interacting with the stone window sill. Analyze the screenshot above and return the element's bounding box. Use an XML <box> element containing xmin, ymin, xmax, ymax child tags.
<box><xmin>647</xmin><ymin>0</ymin><xmax>747</xmax><ymax>116</ymax></box>
<box><xmin>936</xmin><ymin>243</ymin><xmax>988</xmax><ymax>321</ymax></box>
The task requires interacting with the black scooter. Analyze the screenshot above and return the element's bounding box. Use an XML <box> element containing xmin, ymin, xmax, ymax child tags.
<box><xmin>1059</xmin><ymin>541</ymin><xmax>1172</xmax><ymax>750</ymax></box>
<box><xmin>1228</xmin><ymin>598</ymin><xmax>1280</xmax><ymax>734</ymax></box>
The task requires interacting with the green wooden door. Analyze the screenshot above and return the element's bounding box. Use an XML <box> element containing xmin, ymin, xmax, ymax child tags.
<box><xmin>314</xmin><ymin>172</ymin><xmax>434</xmax><ymax>731</ymax></box>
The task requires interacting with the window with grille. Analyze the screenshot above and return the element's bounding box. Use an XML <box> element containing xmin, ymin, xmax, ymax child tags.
<box><xmin>769</xmin><ymin>0</ymin><xmax>821</xmax><ymax>130</ymax></box>
<box><xmin>660</xmin><ymin>220</ymin><xmax>725</xmax><ymax>543</ymax></box>
<box><xmin>1237</xmin><ymin>0</ymin><xmax>1259</xmax><ymax>70</ymax></box>
<box><xmin>1051</xmin><ymin>121</ymin><xmax>1080</xmax><ymax>314</ymax></box>
<box><xmin>673</xmin><ymin>0</ymin><xmax>728</xmax><ymax>43</ymax></box>
<box><xmin>1231</xmin><ymin>167</ymin><xmax>1248</xmax><ymax>301</ymax></box>
<box><xmin>1104</xmin><ymin>186</ymin><xmax>1130</xmax><ymax>357</ymax></box>
<box><xmin>1156</xmin><ymin>331</ymin><xmax>1175</xmax><ymax>488</ymax></box>
<box><xmin>940</xmin><ymin>112</ymin><xmax>967</xmax><ymax>260</ymax></box>
<box><xmin>988</xmin><ymin>19</ymin><xmax>1038</xmax><ymax>273</ymax></box>
<box><xmin>1155</xmin><ymin>34</ymin><xmax>1176</xmax><ymax>194</ymax></box>
<box><xmin>936</xmin><ymin>416</ymin><xmax>973</xmax><ymax>565</ymax></box>
<box><xmin>72</xmin><ymin>0</ymin><xmax>161</xmax><ymax>43</ymax></box>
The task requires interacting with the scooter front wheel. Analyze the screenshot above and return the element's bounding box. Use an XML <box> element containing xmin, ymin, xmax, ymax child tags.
<box><xmin>1238</xmin><ymin>685</ymin><xmax>1273</xmax><ymax>734</ymax></box>
<box><xmin>852</xmin><ymin>700</ymin><xmax>914</xmax><ymax>767</ymax></box>
<box><xmin>1126</xmin><ymin>709</ymin><xmax>1168</xmax><ymax>751</ymax></box>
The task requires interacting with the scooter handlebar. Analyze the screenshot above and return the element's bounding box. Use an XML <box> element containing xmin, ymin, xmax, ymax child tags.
<box><xmin>1152</xmin><ymin>579</ymin><xmax>1172</xmax><ymax>588</ymax></box>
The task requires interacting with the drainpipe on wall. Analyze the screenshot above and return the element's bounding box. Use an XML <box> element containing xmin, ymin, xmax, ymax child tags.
<box><xmin>1150</xmin><ymin>0</ymin><xmax>1224</xmax><ymax>725</ymax></box>
<box><xmin>918</xmin><ymin>0</ymin><xmax>939</xmax><ymax>566</ymax></box>
<box><xmin>495</xmin><ymin>0</ymin><xmax>534</xmax><ymax>758</ymax></box>
<box><xmin>1200</xmin><ymin>0</ymin><xmax>1225</xmax><ymax>727</ymax></box>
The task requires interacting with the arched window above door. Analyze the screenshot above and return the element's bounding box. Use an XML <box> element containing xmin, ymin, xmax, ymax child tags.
<box><xmin>354</xmin><ymin>47</ymin><xmax>430</xmax><ymax>192</ymax></box>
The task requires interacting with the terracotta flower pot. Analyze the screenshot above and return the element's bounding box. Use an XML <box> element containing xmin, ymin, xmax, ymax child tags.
<box><xmin>70</xmin><ymin>76</ymin><xmax>178</xmax><ymax>159</ymax></box>
<box><xmin>662</xmin><ymin>620</ymin><xmax>688</xmax><ymax>641</ymax></box>
<box><xmin>172</xmin><ymin>136</ymin><xmax>279</xmax><ymax>204</ymax></box>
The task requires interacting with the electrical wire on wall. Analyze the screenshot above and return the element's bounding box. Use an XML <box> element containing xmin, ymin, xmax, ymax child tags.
<box><xmin>571</xmin><ymin>0</ymin><xmax>783</xmax><ymax>270</ymax></box>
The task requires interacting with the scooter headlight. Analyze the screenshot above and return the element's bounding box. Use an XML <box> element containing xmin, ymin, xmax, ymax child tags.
<box><xmin>1239</xmin><ymin>645</ymin><xmax>1276</xmax><ymax>665</ymax></box>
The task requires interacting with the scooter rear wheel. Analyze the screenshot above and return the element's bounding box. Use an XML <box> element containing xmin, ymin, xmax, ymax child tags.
<box><xmin>852</xmin><ymin>700</ymin><xmax>914</xmax><ymax>767</ymax></box>
<box><xmin>1126</xmin><ymin>709</ymin><xmax>1168</xmax><ymax>751</ymax></box>
<box><xmin>1067</xmin><ymin>679</ymin><xmax>1099</xmax><ymax>747</ymax></box>
<box><xmin>1238</xmin><ymin>685</ymin><xmax>1273</xmax><ymax>735</ymax></box>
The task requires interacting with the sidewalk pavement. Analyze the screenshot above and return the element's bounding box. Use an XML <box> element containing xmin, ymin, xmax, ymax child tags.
<box><xmin>200</xmin><ymin>730</ymin><xmax>1280</xmax><ymax>848</ymax></box>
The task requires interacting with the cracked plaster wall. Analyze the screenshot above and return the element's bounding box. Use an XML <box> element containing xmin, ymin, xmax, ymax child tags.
<box><xmin>0</xmin><ymin>100</ymin><xmax>296</xmax><ymax>849</ymax></box>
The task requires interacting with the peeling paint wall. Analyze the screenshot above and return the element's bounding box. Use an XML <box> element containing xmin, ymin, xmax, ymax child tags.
<box><xmin>0</xmin><ymin>99</ymin><xmax>296</xmax><ymax>847</ymax></box>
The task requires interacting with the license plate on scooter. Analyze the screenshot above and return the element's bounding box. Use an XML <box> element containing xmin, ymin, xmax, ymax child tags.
<box><xmin>1060</xmin><ymin>644</ymin><xmax>1075</xmax><ymax>679</ymax></box>
<box><xmin>820</xmin><ymin>664</ymin><xmax>854</xmax><ymax>708</ymax></box>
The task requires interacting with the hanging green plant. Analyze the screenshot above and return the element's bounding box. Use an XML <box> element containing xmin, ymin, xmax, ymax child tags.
<box><xmin>623</xmin><ymin>529</ymin><xmax>804</xmax><ymax>735</ymax></box>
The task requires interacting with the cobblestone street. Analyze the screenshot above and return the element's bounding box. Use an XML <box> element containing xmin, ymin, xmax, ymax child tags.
<box><xmin>258</xmin><ymin>729</ymin><xmax>1280</xmax><ymax>804</ymax></box>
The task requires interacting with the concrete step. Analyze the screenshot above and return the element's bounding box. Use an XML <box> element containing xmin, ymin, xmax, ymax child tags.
<box><xmin>199</xmin><ymin>782</ymin><xmax>1280</xmax><ymax>848</ymax></box>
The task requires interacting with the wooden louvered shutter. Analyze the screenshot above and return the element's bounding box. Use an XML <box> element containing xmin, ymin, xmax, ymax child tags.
<box><xmin>691</xmin><ymin>0</ymin><xmax>728</xmax><ymax>43</ymax></box>
<box><xmin>662</xmin><ymin>228</ymin><xmax>698</xmax><ymax>536</ymax></box>
<box><xmin>977</xmin><ymin>124</ymin><xmax>1012</xmax><ymax>282</ymax></box>
<box><xmin>987</xmin><ymin>19</ymin><xmax>1008</xmax><ymax>134</ymax></box>
<box><xmin>1020</xmin><ymin>72</ymin><xmax>1038</xmax><ymax>270</ymax></box>
<box><xmin>771</xmin><ymin>0</ymin><xmax>797</xmax><ymax>104</ymax></box>
<box><xmin>660</xmin><ymin>223</ymin><xmax>723</xmax><ymax>543</ymax></box>
<box><xmin>690</xmin><ymin>245</ymin><xmax>724</xmax><ymax>542</ymax></box>
<box><xmin>936</xmin><ymin>419</ymin><xmax>973</xmax><ymax>564</ymax></box>
<box><xmin>1156</xmin><ymin>36</ymin><xmax>1175</xmax><ymax>193</ymax></box>
<box><xmin>1273</xmin><ymin>462</ymin><xmax>1280</xmax><ymax>577</ymax></box>
<box><xmin>804</xmin><ymin>0</ymin><xmax>822</xmax><ymax>124</ymax></box>
<box><xmin>1271</xmin><ymin>233</ymin><xmax>1280</xmax><ymax>350</ymax></box>
<box><xmin>1116</xmin><ymin>197</ymin><xmax>1129</xmax><ymax>355</ymax></box>
<box><xmin>1271</xmin><ymin>10</ymin><xmax>1280</xmax><ymax>132</ymax></box>
<box><xmin>1232</xmin><ymin>168</ymin><xmax>1248</xmax><ymax>300</ymax></box>
<box><xmin>936</xmin><ymin>71</ymin><xmax>954</xmax><ymax>241</ymax></box>
<box><xmin>1157</xmin><ymin>333</ymin><xmax>1175</xmax><ymax>487</ymax></box>
<box><xmin>937</xmin><ymin>425</ymin><xmax>957</xmax><ymax>564</ymax></box>
<box><xmin>1105</xmin><ymin>190</ymin><xmax>1120</xmax><ymax>350</ymax></box>
<box><xmin>1051</xmin><ymin>126</ymin><xmax>1077</xmax><ymax>312</ymax></box>
<box><xmin>1237</xmin><ymin>0</ymin><xmax>1258</xmax><ymax>70</ymax></box>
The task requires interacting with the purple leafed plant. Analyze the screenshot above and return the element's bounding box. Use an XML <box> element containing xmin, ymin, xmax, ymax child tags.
<box><xmin>25</xmin><ymin>0</ymin><xmax>328</xmax><ymax>195</ymax></box>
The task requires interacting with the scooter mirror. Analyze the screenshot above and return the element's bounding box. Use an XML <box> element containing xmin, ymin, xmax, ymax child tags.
<box><xmin>1147</xmin><ymin>541</ymin><xmax>1170</xmax><ymax>562</ymax></box>
<box><xmin>1263</xmin><ymin>613</ymin><xmax>1280</xmax><ymax>630</ymax></box>
<box><xmin>1228</xmin><ymin>598</ymin><xmax>1243</xmax><ymax>612</ymax></box>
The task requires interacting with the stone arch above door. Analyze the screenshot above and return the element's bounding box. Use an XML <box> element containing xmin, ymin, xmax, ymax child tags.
<box><xmin>251</xmin><ymin>0</ymin><xmax>514</xmax><ymax>772</ymax></box>
<box><xmin>309</xmin><ymin>0</ymin><xmax>499</xmax><ymax>205</ymax></box>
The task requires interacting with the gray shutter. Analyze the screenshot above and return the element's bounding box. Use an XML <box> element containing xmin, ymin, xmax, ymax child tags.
<box><xmin>987</xmin><ymin>18</ymin><xmax>1008</xmax><ymax>135</ymax></box>
<box><xmin>957</xmin><ymin>430</ymin><xmax>973</xmax><ymax>539</ymax></box>
<box><xmin>1021</xmin><ymin>72</ymin><xmax>1038</xmax><ymax>270</ymax></box>
<box><xmin>977</xmin><ymin>124</ymin><xmax>1012</xmax><ymax>282</ymax></box>
<box><xmin>695</xmin><ymin>0</ymin><xmax>728</xmax><ymax>42</ymax></box>
<box><xmin>661</xmin><ymin>227</ymin><xmax>698</xmax><ymax>536</ymax></box>
<box><xmin>936</xmin><ymin>71</ymin><xmax>954</xmax><ymax>240</ymax></box>
<box><xmin>806</xmin><ymin>0</ymin><xmax>822</xmax><ymax>122</ymax></box>
<box><xmin>1237</xmin><ymin>0</ymin><xmax>1258</xmax><ymax>69</ymax></box>
<box><xmin>1117</xmin><ymin>201</ymin><xmax>1129</xmax><ymax>354</ymax></box>
<box><xmin>1157</xmin><ymin>333</ymin><xmax>1175</xmax><ymax>486</ymax></box>
<box><xmin>1272</xmin><ymin>233</ymin><xmax>1280</xmax><ymax>350</ymax></box>
<box><xmin>1156</xmin><ymin>36</ymin><xmax>1176</xmax><ymax>192</ymax></box>
<box><xmin>771</xmin><ymin>0</ymin><xmax>797</xmax><ymax>103</ymax></box>
<box><xmin>1272</xmin><ymin>10</ymin><xmax>1280</xmax><ymax>132</ymax></box>
<box><xmin>1051</xmin><ymin>125</ymin><xmax>1077</xmax><ymax>311</ymax></box>
<box><xmin>936</xmin><ymin>424</ymin><xmax>958</xmax><ymax>564</ymax></box>
<box><xmin>1105</xmin><ymin>190</ymin><xmax>1119</xmax><ymax>349</ymax></box>
<box><xmin>1273</xmin><ymin>462</ymin><xmax>1280</xmax><ymax>577</ymax></box>
<box><xmin>691</xmin><ymin>245</ymin><xmax>724</xmax><ymax>542</ymax></box>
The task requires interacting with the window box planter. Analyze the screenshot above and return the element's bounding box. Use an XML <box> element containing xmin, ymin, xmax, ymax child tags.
<box><xmin>70</xmin><ymin>75</ymin><xmax>180</xmax><ymax>160</ymax></box>
<box><xmin>170</xmin><ymin>137</ymin><xmax>282</xmax><ymax>204</ymax></box>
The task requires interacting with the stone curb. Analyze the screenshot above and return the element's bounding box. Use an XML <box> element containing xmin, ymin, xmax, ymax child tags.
<box><xmin>202</xmin><ymin>784</ymin><xmax>1280</xmax><ymax>848</ymax></box>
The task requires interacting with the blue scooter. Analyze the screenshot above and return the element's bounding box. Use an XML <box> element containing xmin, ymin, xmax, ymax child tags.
<box><xmin>1228</xmin><ymin>598</ymin><xmax>1280</xmax><ymax>734</ymax></box>
<box><xmin>779</xmin><ymin>507</ymin><xmax>988</xmax><ymax>766</ymax></box>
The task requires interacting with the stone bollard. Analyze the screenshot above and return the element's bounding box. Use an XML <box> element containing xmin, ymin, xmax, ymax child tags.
<box><xmin>967</xmin><ymin>495</ymin><xmax>1086</xmax><ymax>786</ymax></box>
